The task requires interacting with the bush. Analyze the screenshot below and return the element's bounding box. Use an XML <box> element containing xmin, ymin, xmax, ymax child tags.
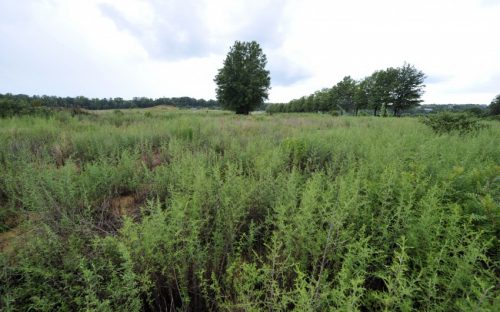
<box><xmin>420</xmin><ymin>112</ymin><xmax>486</xmax><ymax>135</ymax></box>
<box><xmin>329</xmin><ymin>110</ymin><xmax>340</xmax><ymax>116</ymax></box>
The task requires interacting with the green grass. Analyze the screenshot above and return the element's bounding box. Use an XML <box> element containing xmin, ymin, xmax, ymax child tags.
<box><xmin>0</xmin><ymin>110</ymin><xmax>498</xmax><ymax>311</ymax></box>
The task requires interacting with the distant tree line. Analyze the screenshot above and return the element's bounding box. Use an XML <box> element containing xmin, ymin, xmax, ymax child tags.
<box><xmin>405</xmin><ymin>104</ymin><xmax>489</xmax><ymax>116</ymax></box>
<box><xmin>267</xmin><ymin>63</ymin><xmax>426</xmax><ymax>116</ymax></box>
<box><xmin>0</xmin><ymin>93</ymin><xmax>219</xmax><ymax>112</ymax></box>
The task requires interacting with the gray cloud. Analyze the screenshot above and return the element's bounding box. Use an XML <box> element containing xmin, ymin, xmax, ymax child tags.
<box><xmin>230</xmin><ymin>0</ymin><xmax>288</xmax><ymax>50</ymax></box>
<box><xmin>99</xmin><ymin>0</ymin><xmax>211</xmax><ymax>60</ymax></box>
<box><xmin>99</xmin><ymin>0</ymin><xmax>289</xmax><ymax>60</ymax></box>
<box><xmin>98</xmin><ymin>4</ymin><xmax>141</xmax><ymax>37</ymax></box>
<box><xmin>267</xmin><ymin>56</ymin><xmax>311</xmax><ymax>86</ymax></box>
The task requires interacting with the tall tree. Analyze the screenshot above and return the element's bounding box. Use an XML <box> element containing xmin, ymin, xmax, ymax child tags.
<box><xmin>214</xmin><ymin>41</ymin><xmax>271</xmax><ymax>115</ymax></box>
<box><xmin>391</xmin><ymin>63</ymin><xmax>426</xmax><ymax>116</ymax></box>
<box><xmin>314</xmin><ymin>88</ymin><xmax>332</xmax><ymax>112</ymax></box>
<box><xmin>489</xmin><ymin>94</ymin><xmax>500</xmax><ymax>116</ymax></box>
<box><xmin>367</xmin><ymin>69</ymin><xmax>397</xmax><ymax>116</ymax></box>
<box><xmin>331</xmin><ymin>76</ymin><xmax>357</xmax><ymax>114</ymax></box>
<box><xmin>353</xmin><ymin>79</ymin><xmax>370</xmax><ymax>116</ymax></box>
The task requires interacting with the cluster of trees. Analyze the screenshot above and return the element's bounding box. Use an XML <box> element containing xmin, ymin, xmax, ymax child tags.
<box><xmin>268</xmin><ymin>63</ymin><xmax>426</xmax><ymax>116</ymax></box>
<box><xmin>0</xmin><ymin>93</ymin><xmax>219</xmax><ymax>112</ymax></box>
<box><xmin>0</xmin><ymin>96</ymin><xmax>47</xmax><ymax>118</ymax></box>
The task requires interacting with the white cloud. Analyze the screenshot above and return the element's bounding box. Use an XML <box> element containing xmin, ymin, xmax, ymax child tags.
<box><xmin>0</xmin><ymin>0</ymin><xmax>499</xmax><ymax>103</ymax></box>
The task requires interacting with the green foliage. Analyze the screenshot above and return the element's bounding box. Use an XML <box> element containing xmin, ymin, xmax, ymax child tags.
<box><xmin>381</xmin><ymin>103</ymin><xmax>388</xmax><ymax>117</ymax></box>
<box><xmin>489</xmin><ymin>94</ymin><xmax>500</xmax><ymax>116</ymax></box>
<box><xmin>268</xmin><ymin>63</ymin><xmax>425</xmax><ymax>116</ymax></box>
<box><xmin>391</xmin><ymin>63</ymin><xmax>426</xmax><ymax>115</ymax></box>
<box><xmin>421</xmin><ymin>112</ymin><xmax>487</xmax><ymax>135</ymax></box>
<box><xmin>0</xmin><ymin>98</ymin><xmax>52</xmax><ymax>118</ymax></box>
<box><xmin>0</xmin><ymin>111</ymin><xmax>499</xmax><ymax>311</ymax></box>
<box><xmin>215</xmin><ymin>41</ymin><xmax>271</xmax><ymax>115</ymax></box>
<box><xmin>331</xmin><ymin>76</ymin><xmax>357</xmax><ymax>114</ymax></box>
<box><xmin>0</xmin><ymin>93</ymin><xmax>219</xmax><ymax>110</ymax></box>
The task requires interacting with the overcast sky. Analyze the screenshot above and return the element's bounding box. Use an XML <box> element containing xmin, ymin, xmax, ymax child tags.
<box><xmin>1</xmin><ymin>0</ymin><xmax>499</xmax><ymax>104</ymax></box>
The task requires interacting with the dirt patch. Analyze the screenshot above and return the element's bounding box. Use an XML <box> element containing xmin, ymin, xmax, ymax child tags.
<box><xmin>111</xmin><ymin>195</ymin><xmax>140</xmax><ymax>218</ymax></box>
<box><xmin>0</xmin><ymin>213</ymin><xmax>39</xmax><ymax>253</ymax></box>
<box><xmin>51</xmin><ymin>144</ymin><xmax>65</xmax><ymax>167</ymax></box>
<box><xmin>0</xmin><ymin>227</ymin><xmax>22</xmax><ymax>253</ymax></box>
<box><xmin>146</xmin><ymin>105</ymin><xmax>177</xmax><ymax>111</ymax></box>
<box><xmin>141</xmin><ymin>149</ymin><xmax>168</xmax><ymax>170</ymax></box>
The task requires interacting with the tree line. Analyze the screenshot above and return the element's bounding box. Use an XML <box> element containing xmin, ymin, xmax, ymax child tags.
<box><xmin>267</xmin><ymin>63</ymin><xmax>426</xmax><ymax>116</ymax></box>
<box><xmin>0</xmin><ymin>93</ymin><xmax>219</xmax><ymax>114</ymax></box>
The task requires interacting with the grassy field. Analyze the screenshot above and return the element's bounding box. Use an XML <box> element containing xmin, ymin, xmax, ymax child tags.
<box><xmin>0</xmin><ymin>109</ymin><xmax>498</xmax><ymax>311</ymax></box>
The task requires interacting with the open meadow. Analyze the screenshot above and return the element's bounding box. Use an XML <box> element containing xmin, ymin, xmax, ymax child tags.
<box><xmin>0</xmin><ymin>109</ymin><xmax>499</xmax><ymax>311</ymax></box>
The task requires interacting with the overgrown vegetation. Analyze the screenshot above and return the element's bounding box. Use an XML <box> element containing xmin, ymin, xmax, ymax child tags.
<box><xmin>420</xmin><ymin>112</ymin><xmax>488</xmax><ymax>135</ymax></box>
<box><xmin>0</xmin><ymin>109</ymin><xmax>498</xmax><ymax>311</ymax></box>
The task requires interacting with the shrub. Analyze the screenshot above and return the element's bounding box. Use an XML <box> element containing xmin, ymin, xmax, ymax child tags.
<box><xmin>329</xmin><ymin>109</ymin><xmax>340</xmax><ymax>116</ymax></box>
<box><xmin>420</xmin><ymin>112</ymin><xmax>486</xmax><ymax>135</ymax></box>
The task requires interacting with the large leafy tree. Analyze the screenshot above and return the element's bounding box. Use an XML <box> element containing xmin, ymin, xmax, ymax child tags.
<box><xmin>331</xmin><ymin>76</ymin><xmax>357</xmax><ymax>114</ymax></box>
<box><xmin>314</xmin><ymin>88</ymin><xmax>333</xmax><ymax>112</ymax></box>
<box><xmin>353</xmin><ymin>80</ymin><xmax>369</xmax><ymax>116</ymax></box>
<box><xmin>366</xmin><ymin>69</ymin><xmax>398</xmax><ymax>116</ymax></box>
<box><xmin>214</xmin><ymin>41</ymin><xmax>271</xmax><ymax>115</ymax></box>
<box><xmin>392</xmin><ymin>63</ymin><xmax>426</xmax><ymax>116</ymax></box>
<box><xmin>489</xmin><ymin>94</ymin><xmax>500</xmax><ymax>116</ymax></box>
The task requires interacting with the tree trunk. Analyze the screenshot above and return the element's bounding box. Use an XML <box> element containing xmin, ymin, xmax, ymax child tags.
<box><xmin>235</xmin><ymin>108</ymin><xmax>250</xmax><ymax>115</ymax></box>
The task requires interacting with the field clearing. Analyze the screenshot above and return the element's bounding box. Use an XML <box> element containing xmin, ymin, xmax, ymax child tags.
<box><xmin>0</xmin><ymin>110</ymin><xmax>499</xmax><ymax>311</ymax></box>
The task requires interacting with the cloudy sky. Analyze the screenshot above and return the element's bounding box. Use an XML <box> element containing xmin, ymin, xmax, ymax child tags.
<box><xmin>1</xmin><ymin>0</ymin><xmax>499</xmax><ymax>104</ymax></box>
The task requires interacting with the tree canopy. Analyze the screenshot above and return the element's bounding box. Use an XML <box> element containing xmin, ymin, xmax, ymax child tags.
<box><xmin>214</xmin><ymin>41</ymin><xmax>271</xmax><ymax>115</ymax></box>
<box><xmin>267</xmin><ymin>63</ymin><xmax>426</xmax><ymax>116</ymax></box>
<box><xmin>489</xmin><ymin>94</ymin><xmax>500</xmax><ymax>116</ymax></box>
<box><xmin>391</xmin><ymin>63</ymin><xmax>426</xmax><ymax>116</ymax></box>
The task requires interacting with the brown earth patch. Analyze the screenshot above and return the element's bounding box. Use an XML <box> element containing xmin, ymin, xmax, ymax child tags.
<box><xmin>51</xmin><ymin>144</ymin><xmax>65</xmax><ymax>167</ymax></box>
<box><xmin>111</xmin><ymin>195</ymin><xmax>140</xmax><ymax>218</ymax></box>
<box><xmin>0</xmin><ymin>227</ymin><xmax>21</xmax><ymax>253</ymax></box>
<box><xmin>0</xmin><ymin>213</ymin><xmax>40</xmax><ymax>253</ymax></box>
<box><xmin>141</xmin><ymin>149</ymin><xmax>168</xmax><ymax>170</ymax></box>
<box><xmin>146</xmin><ymin>105</ymin><xmax>177</xmax><ymax>111</ymax></box>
